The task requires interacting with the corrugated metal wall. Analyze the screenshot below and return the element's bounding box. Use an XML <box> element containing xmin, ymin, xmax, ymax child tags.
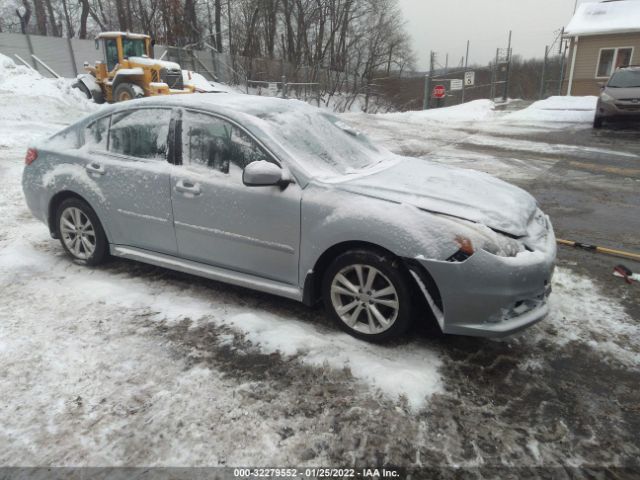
<box><xmin>0</xmin><ymin>32</ymin><xmax>220</xmax><ymax>80</ymax></box>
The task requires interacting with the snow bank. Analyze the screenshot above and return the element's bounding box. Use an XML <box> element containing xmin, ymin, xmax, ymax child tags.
<box><xmin>0</xmin><ymin>53</ymin><xmax>97</xmax><ymax>149</ymax></box>
<box><xmin>503</xmin><ymin>96</ymin><xmax>597</xmax><ymax>124</ymax></box>
<box><xmin>380</xmin><ymin>99</ymin><xmax>496</xmax><ymax>123</ymax></box>
<box><xmin>533</xmin><ymin>268</ymin><xmax>640</xmax><ymax>367</ymax></box>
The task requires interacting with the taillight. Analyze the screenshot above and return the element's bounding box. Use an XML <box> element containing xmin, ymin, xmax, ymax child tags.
<box><xmin>25</xmin><ymin>148</ymin><xmax>38</xmax><ymax>165</ymax></box>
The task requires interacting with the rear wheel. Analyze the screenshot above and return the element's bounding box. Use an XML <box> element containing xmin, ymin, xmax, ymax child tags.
<box><xmin>114</xmin><ymin>82</ymin><xmax>144</xmax><ymax>102</ymax></box>
<box><xmin>56</xmin><ymin>198</ymin><xmax>108</xmax><ymax>266</ymax></box>
<box><xmin>322</xmin><ymin>249</ymin><xmax>413</xmax><ymax>342</ymax></box>
<box><xmin>593</xmin><ymin>115</ymin><xmax>604</xmax><ymax>129</ymax></box>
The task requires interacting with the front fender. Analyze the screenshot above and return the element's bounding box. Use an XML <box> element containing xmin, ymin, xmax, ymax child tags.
<box><xmin>299</xmin><ymin>185</ymin><xmax>458</xmax><ymax>280</ymax></box>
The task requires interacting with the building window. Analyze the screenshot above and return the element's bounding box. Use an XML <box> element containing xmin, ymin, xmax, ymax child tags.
<box><xmin>596</xmin><ymin>47</ymin><xmax>633</xmax><ymax>78</ymax></box>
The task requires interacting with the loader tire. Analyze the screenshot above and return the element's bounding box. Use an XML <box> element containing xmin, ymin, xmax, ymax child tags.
<box><xmin>72</xmin><ymin>81</ymin><xmax>91</xmax><ymax>99</ymax></box>
<box><xmin>114</xmin><ymin>83</ymin><xmax>144</xmax><ymax>103</ymax></box>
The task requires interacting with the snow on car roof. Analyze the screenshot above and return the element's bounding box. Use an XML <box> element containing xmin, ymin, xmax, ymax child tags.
<box><xmin>116</xmin><ymin>92</ymin><xmax>316</xmax><ymax>120</ymax></box>
<box><xmin>565</xmin><ymin>0</ymin><xmax>640</xmax><ymax>37</ymax></box>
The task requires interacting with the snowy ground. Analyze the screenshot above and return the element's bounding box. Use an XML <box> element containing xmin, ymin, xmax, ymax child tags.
<box><xmin>1</xmin><ymin>56</ymin><xmax>639</xmax><ymax>473</ymax></box>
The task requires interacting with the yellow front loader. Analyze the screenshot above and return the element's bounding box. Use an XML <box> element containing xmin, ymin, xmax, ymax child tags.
<box><xmin>72</xmin><ymin>31</ymin><xmax>195</xmax><ymax>103</ymax></box>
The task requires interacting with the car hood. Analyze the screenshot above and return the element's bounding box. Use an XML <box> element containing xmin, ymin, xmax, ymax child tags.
<box><xmin>333</xmin><ymin>157</ymin><xmax>538</xmax><ymax>237</ymax></box>
<box><xmin>604</xmin><ymin>86</ymin><xmax>640</xmax><ymax>100</ymax></box>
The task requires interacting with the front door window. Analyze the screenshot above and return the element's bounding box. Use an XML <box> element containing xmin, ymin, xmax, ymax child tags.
<box><xmin>180</xmin><ymin>110</ymin><xmax>273</xmax><ymax>177</ymax></box>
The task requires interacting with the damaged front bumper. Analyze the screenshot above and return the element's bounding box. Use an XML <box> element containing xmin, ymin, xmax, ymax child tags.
<box><xmin>412</xmin><ymin>219</ymin><xmax>557</xmax><ymax>337</ymax></box>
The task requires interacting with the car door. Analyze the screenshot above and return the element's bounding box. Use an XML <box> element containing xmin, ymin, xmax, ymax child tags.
<box><xmin>83</xmin><ymin>107</ymin><xmax>177</xmax><ymax>254</ymax></box>
<box><xmin>170</xmin><ymin>109</ymin><xmax>301</xmax><ymax>285</ymax></box>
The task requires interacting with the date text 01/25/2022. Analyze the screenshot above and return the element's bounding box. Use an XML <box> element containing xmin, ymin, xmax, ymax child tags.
<box><xmin>233</xmin><ymin>467</ymin><xmax>401</xmax><ymax>478</ymax></box>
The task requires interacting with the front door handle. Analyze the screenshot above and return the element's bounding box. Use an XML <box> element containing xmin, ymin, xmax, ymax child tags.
<box><xmin>175</xmin><ymin>179</ymin><xmax>201</xmax><ymax>196</ymax></box>
<box><xmin>86</xmin><ymin>162</ymin><xmax>105</xmax><ymax>175</ymax></box>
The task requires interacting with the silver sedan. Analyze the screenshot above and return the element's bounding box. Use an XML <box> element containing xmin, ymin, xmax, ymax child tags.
<box><xmin>22</xmin><ymin>94</ymin><xmax>556</xmax><ymax>342</ymax></box>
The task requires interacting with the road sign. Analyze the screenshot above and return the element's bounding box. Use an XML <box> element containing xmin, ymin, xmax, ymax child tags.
<box><xmin>464</xmin><ymin>71</ymin><xmax>475</xmax><ymax>86</ymax></box>
<box><xmin>432</xmin><ymin>85</ymin><xmax>446</xmax><ymax>99</ymax></box>
<box><xmin>450</xmin><ymin>79</ymin><xmax>463</xmax><ymax>91</ymax></box>
<box><xmin>268</xmin><ymin>82</ymin><xmax>278</xmax><ymax>95</ymax></box>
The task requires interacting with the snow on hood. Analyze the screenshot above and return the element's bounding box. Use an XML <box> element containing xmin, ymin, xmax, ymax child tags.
<box><xmin>128</xmin><ymin>56</ymin><xmax>181</xmax><ymax>70</ymax></box>
<box><xmin>335</xmin><ymin>156</ymin><xmax>538</xmax><ymax>237</ymax></box>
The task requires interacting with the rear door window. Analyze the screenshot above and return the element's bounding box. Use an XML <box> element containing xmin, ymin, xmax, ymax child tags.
<box><xmin>84</xmin><ymin>116</ymin><xmax>110</xmax><ymax>150</ymax></box>
<box><xmin>109</xmin><ymin>108</ymin><xmax>172</xmax><ymax>160</ymax></box>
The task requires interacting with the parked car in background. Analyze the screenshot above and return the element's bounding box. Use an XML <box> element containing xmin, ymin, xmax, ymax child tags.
<box><xmin>22</xmin><ymin>95</ymin><xmax>556</xmax><ymax>342</ymax></box>
<box><xmin>594</xmin><ymin>66</ymin><xmax>640</xmax><ymax>128</ymax></box>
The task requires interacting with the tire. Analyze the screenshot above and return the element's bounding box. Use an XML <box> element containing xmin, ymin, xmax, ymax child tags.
<box><xmin>56</xmin><ymin>198</ymin><xmax>108</xmax><ymax>266</ymax></box>
<box><xmin>92</xmin><ymin>88</ymin><xmax>106</xmax><ymax>105</ymax></box>
<box><xmin>322</xmin><ymin>249</ymin><xmax>413</xmax><ymax>342</ymax></box>
<box><xmin>72</xmin><ymin>81</ymin><xmax>91</xmax><ymax>99</ymax></box>
<box><xmin>593</xmin><ymin>116</ymin><xmax>604</xmax><ymax>129</ymax></box>
<box><xmin>113</xmin><ymin>82</ymin><xmax>144</xmax><ymax>103</ymax></box>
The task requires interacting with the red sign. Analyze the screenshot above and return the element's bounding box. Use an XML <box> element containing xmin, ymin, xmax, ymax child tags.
<box><xmin>432</xmin><ymin>85</ymin><xmax>446</xmax><ymax>99</ymax></box>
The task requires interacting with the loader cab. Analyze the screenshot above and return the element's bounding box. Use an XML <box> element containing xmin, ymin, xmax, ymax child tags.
<box><xmin>96</xmin><ymin>32</ymin><xmax>152</xmax><ymax>74</ymax></box>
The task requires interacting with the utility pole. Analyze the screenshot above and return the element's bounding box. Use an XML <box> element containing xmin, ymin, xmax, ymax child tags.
<box><xmin>539</xmin><ymin>45</ymin><xmax>549</xmax><ymax>99</ymax></box>
<box><xmin>491</xmin><ymin>48</ymin><xmax>499</xmax><ymax>100</ymax></box>
<box><xmin>461</xmin><ymin>40</ymin><xmax>470</xmax><ymax>103</ymax></box>
<box><xmin>558</xmin><ymin>27</ymin><xmax>567</xmax><ymax>95</ymax></box>
<box><xmin>423</xmin><ymin>51</ymin><xmax>434</xmax><ymax>110</ymax></box>
<box><xmin>502</xmin><ymin>30</ymin><xmax>512</xmax><ymax>102</ymax></box>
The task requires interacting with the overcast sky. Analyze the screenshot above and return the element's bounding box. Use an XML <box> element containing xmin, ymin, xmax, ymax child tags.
<box><xmin>397</xmin><ymin>0</ymin><xmax>594</xmax><ymax>70</ymax></box>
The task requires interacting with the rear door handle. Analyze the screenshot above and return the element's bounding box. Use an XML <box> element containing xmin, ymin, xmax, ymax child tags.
<box><xmin>175</xmin><ymin>179</ymin><xmax>201</xmax><ymax>196</ymax></box>
<box><xmin>85</xmin><ymin>162</ymin><xmax>105</xmax><ymax>175</ymax></box>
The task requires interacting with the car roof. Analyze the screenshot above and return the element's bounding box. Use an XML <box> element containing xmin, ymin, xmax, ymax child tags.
<box><xmin>94</xmin><ymin>93</ymin><xmax>318</xmax><ymax>126</ymax></box>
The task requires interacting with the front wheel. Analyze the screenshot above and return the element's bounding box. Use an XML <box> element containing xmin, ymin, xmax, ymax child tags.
<box><xmin>56</xmin><ymin>198</ymin><xmax>108</xmax><ymax>266</ymax></box>
<box><xmin>72</xmin><ymin>81</ymin><xmax>91</xmax><ymax>99</ymax></box>
<box><xmin>322</xmin><ymin>249</ymin><xmax>413</xmax><ymax>342</ymax></box>
<box><xmin>113</xmin><ymin>82</ymin><xmax>144</xmax><ymax>102</ymax></box>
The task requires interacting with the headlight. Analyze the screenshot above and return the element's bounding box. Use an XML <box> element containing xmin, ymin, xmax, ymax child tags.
<box><xmin>446</xmin><ymin>235</ymin><xmax>475</xmax><ymax>262</ymax></box>
<box><xmin>600</xmin><ymin>92</ymin><xmax>615</xmax><ymax>103</ymax></box>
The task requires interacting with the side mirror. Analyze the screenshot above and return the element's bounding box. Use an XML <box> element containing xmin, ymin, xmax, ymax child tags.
<box><xmin>243</xmin><ymin>161</ymin><xmax>286</xmax><ymax>187</ymax></box>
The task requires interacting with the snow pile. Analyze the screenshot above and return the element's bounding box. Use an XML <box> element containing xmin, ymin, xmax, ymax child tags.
<box><xmin>227</xmin><ymin>313</ymin><xmax>442</xmax><ymax>409</ymax></box>
<box><xmin>533</xmin><ymin>268</ymin><xmax>640</xmax><ymax>367</ymax></box>
<box><xmin>565</xmin><ymin>0</ymin><xmax>640</xmax><ymax>36</ymax></box>
<box><xmin>380</xmin><ymin>99</ymin><xmax>497</xmax><ymax>123</ymax></box>
<box><xmin>0</xmin><ymin>53</ymin><xmax>97</xmax><ymax>149</ymax></box>
<box><xmin>503</xmin><ymin>96</ymin><xmax>597</xmax><ymax>124</ymax></box>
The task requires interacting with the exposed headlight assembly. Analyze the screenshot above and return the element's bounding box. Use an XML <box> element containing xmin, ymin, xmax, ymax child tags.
<box><xmin>447</xmin><ymin>236</ymin><xmax>476</xmax><ymax>262</ymax></box>
<box><xmin>600</xmin><ymin>92</ymin><xmax>615</xmax><ymax>103</ymax></box>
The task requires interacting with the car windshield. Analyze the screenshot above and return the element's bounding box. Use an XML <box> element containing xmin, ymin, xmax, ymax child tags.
<box><xmin>122</xmin><ymin>38</ymin><xmax>146</xmax><ymax>58</ymax></box>
<box><xmin>608</xmin><ymin>70</ymin><xmax>640</xmax><ymax>88</ymax></box>
<box><xmin>257</xmin><ymin>109</ymin><xmax>387</xmax><ymax>176</ymax></box>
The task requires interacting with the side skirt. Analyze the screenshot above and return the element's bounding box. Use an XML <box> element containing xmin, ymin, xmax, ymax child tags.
<box><xmin>110</xmin><ymin>245</ymin><xmax>304</xmax><ymax>302</ymax></box>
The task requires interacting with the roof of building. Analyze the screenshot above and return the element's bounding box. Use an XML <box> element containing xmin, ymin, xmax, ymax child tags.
<box><xmin>565</xmin><ymin>0</ymin><xmax>640</xmax><ymax>37</ymax></box>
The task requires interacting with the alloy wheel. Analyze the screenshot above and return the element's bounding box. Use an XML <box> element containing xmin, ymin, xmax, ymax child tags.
<box><xmin>59</xmin><ymin>207</ymin><xmax>97</xmax><ymax>260</ymax></box>
<box><xmin>330</xmin><ymin>264</ymin><xmax>400</xmax><ymax>335</ymax></box>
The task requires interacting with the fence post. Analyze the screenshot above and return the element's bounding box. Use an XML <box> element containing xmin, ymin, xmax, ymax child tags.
<box><xmin>539</xmin><ymin>45</ymin><xmax>548</xmax><ymax>100</ymax></box>
<box><xmin>461</xmin><ymin>40</ymin><xmax>470</xmax><ymax>104</ymax></box>
<box><xmin>67</xmin><ymin>37</ymin><xmax>78</xmax><ymax>77</ymax></box>
<box><xmin>423</xmin><ymin>51</ymin><xmax>434</xmax><ymax>110</ymax></box>
<box><xmin>24</xmin><ymin>34</ymin><xmax>38</xmax><ymax>70</ymax></box>
<box><xmin>281</xmin><ymin>75</ymin><xmax>287</xmax><ymax>98</ymax></box>
<box><xmin>502</xmin><ymin>30</ymin><xmax>512</xmax><ymax>102</ymax></box>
